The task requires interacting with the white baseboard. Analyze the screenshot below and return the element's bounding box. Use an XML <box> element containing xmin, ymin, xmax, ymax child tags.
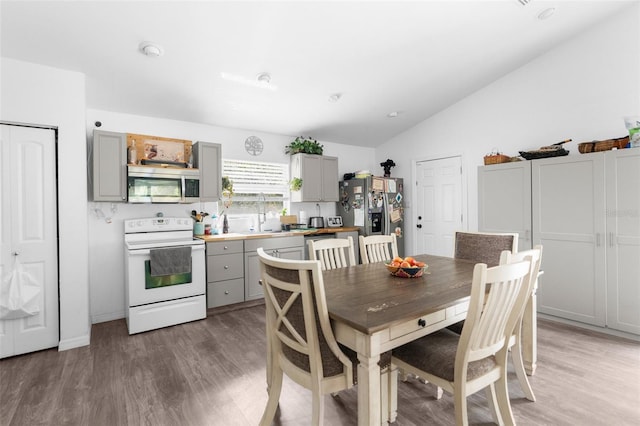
<box><xmin>539</xmin><ymin>313</ymin><xmax>640</xmax><ymax>342</ymax></box>
<box><xmin>58</xmin><ymin>332</ymin><xmax>91</xmax><ymax>351</ymax></box>
<box><xmin>91</xmin><ymin>310</ymin><xmax>125</xmax><ymax>324</ymax></box>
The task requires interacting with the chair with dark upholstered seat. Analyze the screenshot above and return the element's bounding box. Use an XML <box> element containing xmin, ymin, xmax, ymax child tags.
<box><xmin>257</xmin><ymin>248</ymin><xmax>394</xmax><ymax>425</ymax></box>
<box><xmin>258</xmin><ymin>248</ymin><xmax>355</xmax><ymax>425</ymax></box>
<box><xmin>392</xmin><ymin>257</ymin><xmax>536</xmax><ymax>425</ymax></box>
<box><xmin>499</xmin><ymin>245</ymin><xmax>543</xmax><ymax>402</ymax></box>
<box><xmin>308</xmin><ymin>236</ymin><xmax>357</xmax><ymax>270</ymax></box>
<box><xmin>359</xmin><ymin>234</ymin><xmax>399</xmax><ymax>264</ymax></box>
<box><xmin>454</xmin><ymin>231</ymin><xmax>519</xmax><ymax>267</ymax></box>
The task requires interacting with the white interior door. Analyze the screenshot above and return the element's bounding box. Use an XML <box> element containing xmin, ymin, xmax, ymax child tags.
<box><xmin>416</xmin><ymin>156</ymin><xmax>463</xmax><ymax>256</ymax></box>
<box><xmin>1</xmin><ymin>124</ymin><xmax>59</xmax><ymax>358</ymax></box>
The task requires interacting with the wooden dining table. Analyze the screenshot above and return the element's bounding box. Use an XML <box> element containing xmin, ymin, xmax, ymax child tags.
<box><xmin>321</xmin><ymin>254</ymin><xmax>479</xmax><ymax>426</ymax></box>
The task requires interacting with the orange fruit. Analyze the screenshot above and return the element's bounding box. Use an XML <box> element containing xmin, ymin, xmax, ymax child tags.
<box><xmin>392</xmin><ymin>256</ymin><xmax>403</xmax><ymax>264</ymax></box>
<box><xmin>404</xmin><ymin>256</ymin><xmax>416</xmax><ymax>266</ymax></box>
<box><xmin>390</xmin><ymin>261</ymin><xmax>401</xmax><ymax>267</ymax></box>
<box><xmin>414</xmin><ymin>261</ymin><xmax>425</xmax><ymax>267</ymax></box>
<box><xmin>400</xmin><ymin>261</ymin><xmax>411</xmax><ymax>268</ymax></box>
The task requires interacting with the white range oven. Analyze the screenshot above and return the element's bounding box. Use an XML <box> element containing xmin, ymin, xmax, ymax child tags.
<box><xmin>124</xmin><ymin>217</ymin><xmax>206</xmax><ymax>334</ymax></box>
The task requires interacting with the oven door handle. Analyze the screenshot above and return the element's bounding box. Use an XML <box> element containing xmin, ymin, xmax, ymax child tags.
<box><xmin>127</xmin><ymin>245</ymin><xmax>205</xmax><ymax>256</ymax></box>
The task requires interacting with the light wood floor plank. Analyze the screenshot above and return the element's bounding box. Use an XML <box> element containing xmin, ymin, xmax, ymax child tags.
<box><xmin>1</xmin><ymin>304</ymin><xmax>638</xmax><ymax>425</ymax></box>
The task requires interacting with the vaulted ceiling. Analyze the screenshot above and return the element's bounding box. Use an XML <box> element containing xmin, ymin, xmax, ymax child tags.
<box><xmin>1</xmin><ymin>1</ymin><xmax>635</xmax><ymax>146</ymax></box>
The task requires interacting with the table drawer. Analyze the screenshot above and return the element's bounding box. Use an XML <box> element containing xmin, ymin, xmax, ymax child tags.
<box><xmin>207</xmin><ymin>279</ymin><xmax>245</xmax><ymax>308</ymax></box>
<box><xmin>451</xmin><ymin>301</ymin><xmax>470</xmax><ymax>317</ymax></box>
<box><xmin>206</xmin><ymin>240</ymin><xmax>244</xmax><ymax>255</ymax></box>
<box><xmin>390</xmin><ymin>310</ymin><xmax>446</xmax><ymax>340</ymax></box>
<box><xmin>207</xmin><ymin>253</ymin><xmax>244</xmax><ymax>281</ymax></box>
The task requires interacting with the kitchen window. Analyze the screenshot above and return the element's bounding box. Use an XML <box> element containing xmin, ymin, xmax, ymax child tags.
<box><xmin>222</xmin><ymin>159</ymin><xmax>289</xmax><ymax>218</ymax></box>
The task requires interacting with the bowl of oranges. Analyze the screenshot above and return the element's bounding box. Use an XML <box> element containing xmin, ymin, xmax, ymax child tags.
<box><xmin>385</xmin><ymin>256</ymin><xmax>428</xmax><ymax>278</ymax></box>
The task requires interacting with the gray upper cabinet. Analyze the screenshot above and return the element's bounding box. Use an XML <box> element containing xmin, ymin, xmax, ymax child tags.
<box><xmin>90</xmin><ymin>130</ymin><xmax>127</xmax><ymax>202</ymax></box>
<box><xmin>193</xmin><ymin>141</ymin><xmax>222</xmax><ymax>202</ymax></box>
<box><xmin>290</xmin><ymin>154</ymin><xmax>339</xmax><ymax>202</ymax></box>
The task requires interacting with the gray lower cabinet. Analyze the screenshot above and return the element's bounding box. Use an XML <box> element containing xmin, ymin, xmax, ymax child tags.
<box><xmin>244</xmin><ymin>236</ymin><xmax>305</xmax><ymax>301</ymax></box>
<box><xmin>206</xmin><ymin>240</ymin><xmax>245</xmax><ymax>308</ymax></box>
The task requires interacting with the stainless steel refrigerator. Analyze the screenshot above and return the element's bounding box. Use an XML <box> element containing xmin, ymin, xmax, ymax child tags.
<box><xmin>338</xmin><ymin>176</ymin><xmax>405</xmax><ymax>258</ymax></box>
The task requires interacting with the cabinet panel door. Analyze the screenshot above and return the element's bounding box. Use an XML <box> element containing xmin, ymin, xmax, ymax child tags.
<box><xmin>533</xmin><ymin>155</ymin><xmax>606</xmax><ymax>326</ymax></box>
<box><xmin>606</xmin><ymin>149</ymin><xmax>640</xmax><ymax>335</ymax></box>
<box><xmin>194</xmin><ymin>141</ymin><xmax>221</xmax><ymax>202</ymax></box>
<box><xmin>478</xmin><ymin>161</ymin><xmax>532</xmax><ymax>251</ymax></box>
<box><xmin>322</xmin><ymin>157</ymin><xmax>339</xmax><ymax>201</ymax></box>
<box><xmin>92</xmin><ymin>130</ymin><xmax>126</xmax><ymax>201</ymax></box>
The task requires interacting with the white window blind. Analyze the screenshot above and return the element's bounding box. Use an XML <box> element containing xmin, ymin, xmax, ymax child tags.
<box><xmin>223</xmin><ymin>159</ymin><xmax>289</xmax><ymax>200</ymax></box>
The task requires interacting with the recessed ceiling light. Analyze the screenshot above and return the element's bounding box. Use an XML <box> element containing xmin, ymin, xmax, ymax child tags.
<box><xmin>538</xmin><ymin>7</ymin><xmax>556</xmax><ymax>20</ymax></box>
<box><xmin>387</xmin><ymin>111</ymin><xmax>399</xmax><ymax>118</ymax></box>
<box><xmin>139</xmin><ymin>41</ymin><xmax>164</xmax><ymax>57</ymax></box>
<box><xmin>328</xmin><ymin>93</ymin><xmax>342</xmax><ymax>103</ymax></box>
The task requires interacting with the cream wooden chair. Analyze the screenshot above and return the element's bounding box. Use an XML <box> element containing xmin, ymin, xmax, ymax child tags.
<box><xmin>392</xmin><ymin>257</ymin><xmax>535</xmax><ymax>425</ymax></box>
<box><xmin>500</xmin><ymin>245</ymin><xmax>543</xmax><ymax>402</ymax></box>
<box><xmin>359</xmin><ymin>234</ymin><xmax>398</xmax><ymax>264</ymax></box>
<box><xmin>308</xmin><ymin>236</ymin><xmax>357</xmax><ymax>270</ymax></box>
<box><xmin>445</xmin><ymin>231</ymin><xmax>519</xmax><ymax>337</ymax></box>
<box><xmin>258</xmin><ymin>248</ymin><xmax>355</xmax><ymax>425</ymax></box>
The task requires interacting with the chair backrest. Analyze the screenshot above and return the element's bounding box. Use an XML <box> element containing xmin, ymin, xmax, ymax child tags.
<box><xmin>307</xmin><ymin>236</ymin><xmax>357</xmax><ymax>271</ymax></box>
<box><xmin>359</xmin><ymin>234</ymin><xmax>399</xmax><ymax>264</ymax></box>
<box><xmin>454</xmin><ymin>231</ymin><xmax>519</xmax><ymax>267</ymax></box>
<box><xmin>257</xmin><ymin>248</ymin><xmax>353</xmax><ymax>388</ymax></box>
<box><xmin>457</xmin><ymin>258</ymin><xmax>533</xmax><ymax>368</ymax></box>
<box><xmin>500</xmin><ymin>245</ymin><xmax>542</xmax><ymax>282</ymax></box>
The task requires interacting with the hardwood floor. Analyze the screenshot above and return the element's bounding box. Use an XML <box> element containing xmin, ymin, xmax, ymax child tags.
<box><xmin>1</xmin><ymin>304</ymin><xmax>639</xmax><ymax>425</ymax></box>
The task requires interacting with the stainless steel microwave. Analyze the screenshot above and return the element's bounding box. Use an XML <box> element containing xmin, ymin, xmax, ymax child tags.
<box><xmin>127</xmin><ymin>166</ymin><xmax>200</xmax><ymax>204</ymax></box>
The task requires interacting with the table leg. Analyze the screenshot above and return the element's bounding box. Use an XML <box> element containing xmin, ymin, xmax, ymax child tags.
<box><xmin>357</xmin><ymin>352</ymin><xmax>381</xmax><ymax>426</ymax></box>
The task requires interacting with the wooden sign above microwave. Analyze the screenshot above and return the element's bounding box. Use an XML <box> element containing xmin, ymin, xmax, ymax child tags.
<box><xmin>127</xmin><ymin>133</ymin><xmax>192</xmax><ymax>167</ymax></box>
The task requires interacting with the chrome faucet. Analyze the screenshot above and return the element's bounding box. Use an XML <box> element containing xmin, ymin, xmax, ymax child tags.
<box><xmin>257</xmin><ymin>192</ymin><xmax>266</xmax><ymax>231</ymax></box>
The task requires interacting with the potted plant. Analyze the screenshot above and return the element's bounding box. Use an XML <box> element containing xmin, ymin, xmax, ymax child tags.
<box><xmin>284</xmin><ymin>136</ymin><xmax>324</xmax><ymax>155</ymax></box>
<box><xmin>289</xmin><ymin>177</ymin><xmax>303</xmax><ymax>191</ymax></box>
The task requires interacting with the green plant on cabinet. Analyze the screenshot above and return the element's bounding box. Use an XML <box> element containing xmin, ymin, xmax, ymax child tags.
<box><xmin>284</xmin><ymin>136</ymin><xmax>324</xmax><ymax>155</ymax></box>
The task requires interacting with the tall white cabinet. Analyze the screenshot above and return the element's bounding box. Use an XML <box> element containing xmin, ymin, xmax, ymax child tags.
<box><xmin>532</xmin><ymin>154</ymin><xmax>607</xmax><ymax>327</ymax></box>
<box><xmin>478</xmin><ymin>149</ymin><xmax>640</xmax><ymax>336</ymax></box>
<box><xmin>478</xmin><ymin>161</ymin><xmax>532</xmax><ymax>252</ymax></box>
<box><xmin>604</xmin><ymin>150</ymin><xmax>640</xmax><ymax>335</ymax></box>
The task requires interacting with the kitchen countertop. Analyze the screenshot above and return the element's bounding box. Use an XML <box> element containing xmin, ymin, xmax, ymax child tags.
<box><xmin>196</xmin><ymin>227</ymin><xmax>360</xmax><ymax>242</ymax></box>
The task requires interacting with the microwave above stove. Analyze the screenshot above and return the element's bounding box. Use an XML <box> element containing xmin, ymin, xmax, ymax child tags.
<box><xmin>127</xmin><ymin>166</ymin><xmax>200</xmax><ymax>204</ymax></box>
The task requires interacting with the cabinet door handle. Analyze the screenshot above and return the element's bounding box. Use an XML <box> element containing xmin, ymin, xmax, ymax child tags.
<box><xmin>224</xmin><ymin>265</ymin><xmax>229</xmax><ymax>269</ymax></box>
<box><xmin>596</xmin><ymin>233</ymin><xmax>601</xmax><ymax>247</ymax></box>
<box><xmin>609</xmin><ymin>232</ymin><xmax>615</xmax><ymax>247</ymax></box>
<box><xmin>525</xmin><ymin>229</ymin><xmax>530</xmax><ymax>241</ymax></box>
<box><xmin>224</xmin><ymin>246</ymin><xmax>229</xmax><ymax>250</ymax></box>
<box><xmin>418</xmin><ymin>318</ymin><xmax>426</xmax><ymax>327</ymax></box>
<box><xmin>224</xmin><ymin>290</ymin><xmax>229</xmax><ymax>295</ymax></box>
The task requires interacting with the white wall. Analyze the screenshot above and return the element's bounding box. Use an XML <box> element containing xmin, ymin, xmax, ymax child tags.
<box><xmin>1</xmin><ymin>58</ymin><xmax>91</xmax><ymax>350</ymax></box>
<box><xmin>86</xmin><ymin>109</ymin><xmax>376</xmax><ymax>323</ymax></box>
<box><xmin>376</xmin><ymin>4</ymin><xmax>640</xmax><ymax>256</ymax></box>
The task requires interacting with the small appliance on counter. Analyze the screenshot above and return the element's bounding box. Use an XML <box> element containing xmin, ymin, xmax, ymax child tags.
<box><xmin>326</xmin><ymin>216</ymin><xmax>343</xmax><ymax>228</ymax></box>
<box><xmin>308</xmin><ymin>216</ymin><xmax>324</xmax><ymax>228</ymax></box>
